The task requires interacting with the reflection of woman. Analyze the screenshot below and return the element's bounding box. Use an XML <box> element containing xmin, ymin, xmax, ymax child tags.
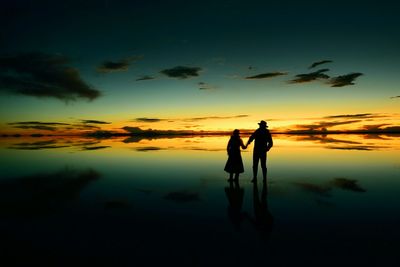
<box><xmin>225</xmin><ymin>179</ymin><xmax>245</xmax><ymax>230</ymax></box>
<box><xmin>224</xmin><ymin>129</ymin><xmax>247</xmax><ymax>181</ymax></box>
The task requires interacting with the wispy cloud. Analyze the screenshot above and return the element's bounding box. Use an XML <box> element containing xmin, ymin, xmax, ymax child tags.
<box><xmin>390</xmin><ymin>95</ymin><xmax>400</xmax><ymax>99</ymax></box>
<box><xmin>308</xmin><ymin>60</ymin><xmax>333</xmax><ymax>69</ymax></box>
<box><xmin>289</xmin><ymin>69</ymin><xmax>330</xmax><ymax>84</ymax></box>
<box><xmin>323</xmin><ymin>113</ymin><xmax>381</xmax><ymax>119</ymax></box>
<box><xmin>160</xmin><ymin>66</ymin><xmax>201</xmax><ymax>79</ymax></box>
<box><xmin>136</xmin><ymin>75</ymin><xmax>155</xmax><ymax>81</ymax></box>
<box><xmin>133</xmin><ymin>117</ymin><xmax>164</xmax><ymax>123</ymax></box>
<box><xmin>96</xmin><ymin>56</ymin><xmax>142</xmax><ymax>73</ymax></box>
<box><xmin>80</xmin><ymin>120</ymin><xmax>111</xmax><ymax>124</ymax></box>
<box><xmin>328</xmin><ymin>72</ymin><xmax>363</xmax><ymax>87</ymax></box>
<box><xmin>245</xmin><ymin>71</ymin><xmax>288</xmax><ymax>80</ymax></box>
<box><xmin>0</xmin><ymin>52</ymin><xmax>100</xmax><ymax>101</ymax></box>
<box><xmin>184</xmin><ymin>115</ymin><xmax>248</xmax><ymax>122</ymax></box>
<box><xmin>330</xmin><ymin>178</ymin><xmax>366</xmax><ymax>192</ymax></box>
<box><xmin>8</xmin><ymin>121</ymin><xmax>70</xmax><ymax>131</ymax></box>
<box><xmin>198</xmin><ymin>82</ymin><xmax>217</xmax><ymax>90</ymax></box>
<box><xmin>131</xmin><ymin>115</ymin><xmax>248</xmax><ymax>123</ymax></box>
<box><xmin>293</xmin><ymin>119</ymin><xmax>361</xmax><ymax>131</ymax></box>
<box><xmin>8</xmin><ymin>140</ymin><xmax>70</xmax><ymax>150</ymax></box>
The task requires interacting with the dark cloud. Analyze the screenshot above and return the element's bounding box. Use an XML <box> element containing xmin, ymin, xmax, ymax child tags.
<box><xmin>136</xmin><ymin>75</ymin><xmax>155</xmax><ymax>81</ymax></box>
<box><xmin>309</xmin><ymin>60</ymin><xmax>333</xmax><ymax>69</ymax></box>
<box><xmin>0</xmin><ymin>52</ymin><xmax>100</xmax><ymax>101</ymax></box>
<box><xmin>245</xmin><ymin>71</ymin><xmax>288</xmax><ymax>80</ymax></box>
<box><xmin>8</xmin><ymin>121</ymin><xmax>70</xmax><ymax>131</ymax></box>
<box><xmin>8</xmin><ymin>121</ymin><xmax>69</xmax><ymax>126</ymax></box>
<box><xmin>81</xmin><ymin>146</ymin><xmax>110</xmax><ymax>151</ymax></box>
<box><xmin>324</xmin><ymin>113</ymin><xmax>379</xmax><ymax>119</ymax></box>
<box><xmin>97</xmin><ymin>60</ymin><xmax>129</xmax><ymax>73</ymax></box>
<box><xmin>70</xmin><ymin>124</ymin><xmax>101</xmax><ymax>130</ymax></box>
<box><xmin>390</xmin><ymin>95</ymin><xmax>400</xmax><ymax>99</ymax></box>
<box><xmin>8</xmin><ymin>140</ymin><xmax>70</xmax><ymax>150</ymax></box>
<box><xmin>12</xmin><ymin>125</ymin><xmax>57</xmax><ymax>131</ymax></box>
<box><xmin>198</xmin><ymin>82</ymin><xmax>217</xmax><ymax>90</ymax></box>
<box><xmin>330</xmin><ymin>178</ymin><xmax>366</xmax><ymax>192</ymax></box>
<box><xmin>293</xmin><ymin>182</ymin><xmax>331</xmax><ymax>196</ymax></box>
<box><xmin>0</xmin><ymin>168</ymin><xmax>100</xmax><ymax>218</ymax></box>
<box><xmin>96</xmin><ymin>56</ymin><xmax>142</xmax><ymax>73</ymax></box>
<box><xmin>160</xmin><ymin>66</ymin><xmax>201</xmax><ymax>79</ymax></box>
<box><xmin>164</xmin><ymin>191</ymin><xmax>200</xmax><ymax>203</ymax></box>
<box><xmin>134</xmin><ymin>117</ymin><xmax>163</xmax><ymax>123</ymax></box>
<box><xmin>122</xmin><ymin>126</ymin><xmax>192</xmax><ymax>136</ymax></box>
<box><xmin>295</xmin><ymin>135</ymin><xmax>361</xmax><ymax>145</ymax></box>
<box><xmin>81</xmin><ymin>120</ymin><xmax>111</xmax><ymax>124</ymax></box>
<box><xmin>184</xmin><ymin>115</ymin><xmax>248</xmax><ymax>122</ymax></box>
<box><xmin>327</xmin><ymin>146</ymin><xmax>375</xmax><ymax>151</ymax></box>
<box><xmin>291</xmin><ymin>119</ymin><xmax>361</xmax><ymax>132</ymax></box>
<box><xmin>135</xmin><ymin>146</ymin><xmax>163</xmax><ymax>152</ymax></box>
<box><xmin>294</xmin><ymin>177</ymin><xmax>366</xmax><ymax>198</ymax></box>
<box><xmin>329</xmin><ymin>73</ymin><xmax>363</xmax><ymax>87</ymax></box>
<box><xmin>289</xmin><ymin>69</ymin><xmax>330</xmax><ymax>84</ymax></box>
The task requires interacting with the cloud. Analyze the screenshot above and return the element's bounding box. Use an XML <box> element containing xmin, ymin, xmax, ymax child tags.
<box><xmin>164</xmin><ymin>191</ymin><xmax>200</xmax><ymax>203</ymax></box>
<box><xmin>330</xmin><ymin>178</ymin><xmax>366</xmax><ymax>192</ymax></box>
<box><xmin>292</xmin><ymin>119</ymin><xmax>361</xmax><ymax>132</ymax></box>
<box><xmin>327</xmin><ymin>146</ymin><xmax>376</xmax><ymax>151</ymax></box>
<box><xmin>81</xmin><ymin>146</ymin><xmax>111</xmax><ymax>151</ymax></box>
<box><xmin>245</xmin><ymin>71</ymin><xmax>287</xmax><ymax>80</ymax></box>
<box><xmin>160</xmin><ymin>66</ymin><xmax>201</xmax><ymax>79</ymax></box>
<box><xmin>8</xmin><ymin>121</ymin><xmax>70</xmax><ymax>131</ymax></box>
<box><xmin>80</xmin><ymin>119</ymin><xmax>111</xmax><ymax>124</ymax></box>
<box><xmin>0</xmin><ymin>52</ymin><xmax>100</xmax><ymax>101</ymax></box>
<box><xmin>96</xmin><ymin>55</ymin><xmax>142</xmax><ymax>73</ymax></box>
<box><xmin>309</xmin><ymin>60</ymin><xmax>333</xmax><ymax>69</ymax></box>
<box><xmin>135</xmin><ymin>146</ymin><xmax>163</xmax><ymax>152</ymax></box>
<box><xmin>198</xmin><ymin>82</ymin><xmax>217</xmax><ymax>90</ymax></box>
<box><xmin>134</xmin><ymin>117</ymin><xmax>163</xmax><ymax>123</ymax></box>
<box><xmin>324</xmin><ymin>113</ymin><xmax>380</xmax><ymax>119</ymax></box>
<box><xmin>136</xmin><ymin>75</ymin><xmax>155</xmax><ymax>81</ymax></box>
<box><xmin>184</xmin><ymin>115</ymin><xmax>248</xmax><ymax>122</ymax></box>
<box><xmin>293</xmin><ymin>182</ymin><xmax>331</xmax><ymax>196</ymax></box>
<box><xmin>0</xmin><ymin>168</ymin><xmax>100</xmax><ymax>218</ymax></box>
<box><xmin>328</xmin><ymin>72</ymin><xmax>363</xmax><ymax>87</ymax></box>
<box><xmin>8</xmin><ymin>140</ymin><xmax>70</xmax><ymax>150</ymax></box>
<box><xmin>390</xmin><ymin>95</ymin><xmax>400</xmax><ymax>99</ymax></box>
<box><xmin>289</xmin><ymin>69</ymin><xmax>330</xmax><ymax>84</ymax></box>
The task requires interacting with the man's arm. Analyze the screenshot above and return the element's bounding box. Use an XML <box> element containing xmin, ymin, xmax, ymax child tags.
<box><xmin>246</xmin><ymin>131</ymin><xmax>256</xmax><ymax>146</ymax></box>
<box><xmin>266</xmin><ymin>131</ymin><xmax>273</xmax><ymax>151</ymax></box>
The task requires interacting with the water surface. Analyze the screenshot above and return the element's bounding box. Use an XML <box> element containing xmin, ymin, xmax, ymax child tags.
<box><xmin>0</xmin><ymin>134</ymin><xmax>399</xmax><ymax>266</ymax></box>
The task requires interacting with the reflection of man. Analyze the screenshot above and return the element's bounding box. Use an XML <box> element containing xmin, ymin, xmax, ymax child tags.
<box><xmin>248</xmin><ymin>179</ymin><xmax>273</xmax><ymax>237</ymax></box>
<box><xmin>246</xmin><ymin>120</ymin><xmax>273</xmax><ymax>181</ymax></box>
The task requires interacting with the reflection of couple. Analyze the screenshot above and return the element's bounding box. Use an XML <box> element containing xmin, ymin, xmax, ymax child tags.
<box><xmin>224</xmin><ymin>120</ymin><xmax>273</xmax><ymax>182</ymax></box>
<box><xmin>225</xmin><ymin>177</ymin><xmax>273</xmax><ymax>235</ymax></box>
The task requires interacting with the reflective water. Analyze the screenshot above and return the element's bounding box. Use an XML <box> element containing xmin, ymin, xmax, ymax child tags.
<box><xmin>0</xmin><ymin>134</ymin><xmax>399</xmax><ymax>266</ymax></box>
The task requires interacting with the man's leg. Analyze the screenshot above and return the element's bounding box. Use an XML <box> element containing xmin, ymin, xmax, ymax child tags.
<box><xmin>260</xmin><ymin>152</ymin><xmax>267</xmax><ymax>180</ymax></box>
<box><xmin>253</xmin><ymin>152</ymin><xmax>260</xmax><ymax>180</ymax></box>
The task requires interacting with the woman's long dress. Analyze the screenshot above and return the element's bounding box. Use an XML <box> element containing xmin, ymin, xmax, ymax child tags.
<box><xmin>224</xmin><ymin>137</ymin><xmax>244</xmax><ymax>173</ymax></box>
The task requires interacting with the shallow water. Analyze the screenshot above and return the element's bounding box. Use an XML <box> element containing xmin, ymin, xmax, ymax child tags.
<box><xmin>0</xmin><ymin>134</ymin><xmax>399</xmax><ymax>266</ymax></box>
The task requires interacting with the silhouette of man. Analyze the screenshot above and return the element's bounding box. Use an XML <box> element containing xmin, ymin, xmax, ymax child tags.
<box><xmin>246</xmin><ymin>120</ymin><xmax>273</xmax><ymax>181</ymax></box>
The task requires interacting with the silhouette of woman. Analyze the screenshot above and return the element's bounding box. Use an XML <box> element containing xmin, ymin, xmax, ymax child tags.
<box><xmin>224</xmin><ymin>129</ymin><xmax>247</xmax><ymax>181</ymax></box>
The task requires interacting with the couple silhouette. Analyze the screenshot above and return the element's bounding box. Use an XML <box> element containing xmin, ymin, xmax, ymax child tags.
<box><xmin>224</xmin><ymin>120</ymin><xmax>273</xmax><ymax>182</ymax></box>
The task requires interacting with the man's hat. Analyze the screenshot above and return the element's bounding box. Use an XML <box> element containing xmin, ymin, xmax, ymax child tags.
<box><xmin>258</xmin><ymin>120</ymin><xmax>268</xmax><ymax>127</ymax></box>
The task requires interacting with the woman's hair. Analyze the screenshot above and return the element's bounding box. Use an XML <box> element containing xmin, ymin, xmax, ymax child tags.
<box><xmin>232</xmin><ymin>129</ymin><xmax>240</xmax><ymax>136</ymax></box>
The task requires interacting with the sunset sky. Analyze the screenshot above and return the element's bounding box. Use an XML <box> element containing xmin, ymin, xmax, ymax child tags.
<box><xmin>1</xmin><ymin>0</ymin><xmax>399</xmax><ymax>135</ymax></box>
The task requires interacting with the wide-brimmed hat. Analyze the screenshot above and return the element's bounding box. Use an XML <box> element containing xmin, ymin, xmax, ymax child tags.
<box><xmin>258</xmin><ymin>120</ymin><xmax>268</xmax><ymax>127</ymax></box>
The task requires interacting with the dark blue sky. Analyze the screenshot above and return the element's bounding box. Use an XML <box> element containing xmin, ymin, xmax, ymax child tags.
<box><xmin>1</xmin><ymin>0</ymin><xmax>399</xmax><ymax>132</ymax></box>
